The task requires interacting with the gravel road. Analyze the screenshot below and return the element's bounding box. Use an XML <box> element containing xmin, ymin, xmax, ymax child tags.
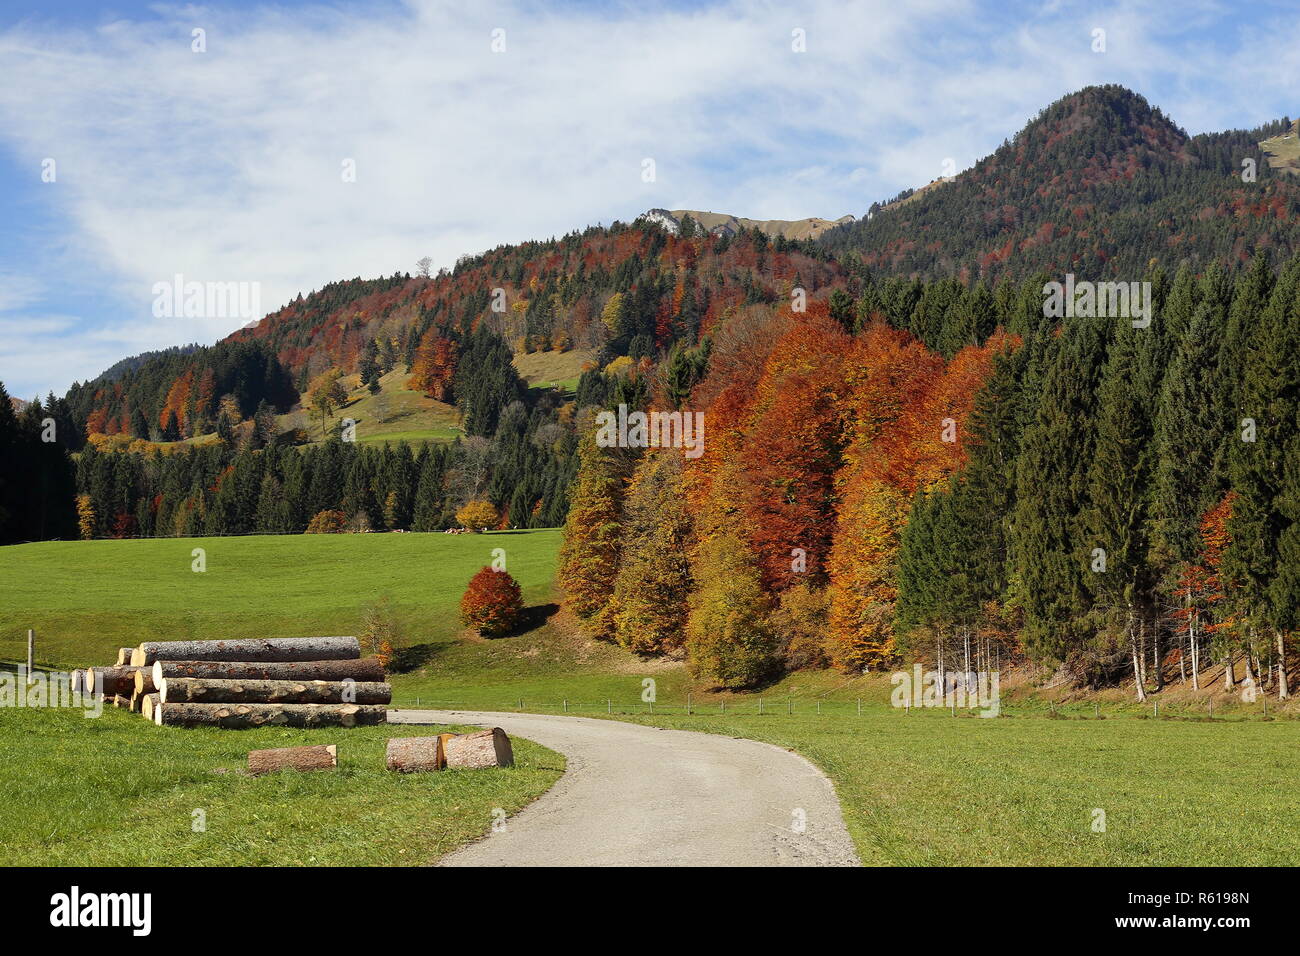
<box><xmin>388</xmin><ymin>708</ymin><xmax>860</xmax><ymax>867</ymax></box>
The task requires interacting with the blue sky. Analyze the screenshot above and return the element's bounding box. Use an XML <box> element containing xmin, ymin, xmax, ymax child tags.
<box><xmin>2</xmin><ymin>0</ymin><xmax>1299</xmax><ymax>399</ymax></box>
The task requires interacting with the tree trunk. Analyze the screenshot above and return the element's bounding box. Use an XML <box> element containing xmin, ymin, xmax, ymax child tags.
<box><xmin>132</xmin><ymin>636</ymin><xmax>360</xmax><ymax>667</ymax></box>
<box><xmin>87</xmin><ymin>666</ymin><xmax>146</xmax><ymax>697</ymax></box>
<box><xmin>155</xmin><ymin>702</ymin><xmax>387</xmax><ymax>728</ymax></box>
<box><xmin>248</xmin><ymin>744</ymin><xmax>337</xmax><ymax>776</ymax></box>
<box><xmin>443</xmin><ymin>727</ymin><xmax>514</xmax><ymax>769</ymax></box>
<box><xmin>1224</xmin><ymin>654</ymin><xmax>1235</xmax><ymax>691</ymax></box>
<box><xmin>1130</xmin><ymin>623</ymin><xmax>1147</xmax><ymax>703</ymax></box>
<box><xmin>385</xmin><ymin>735</ymin><xmax>456</xmax><ymax>772</ymax></box>
<box><xmin>1277</xmin><ymin>629</ymin><xmax>1289</xmax><ymax>700</ymax></box>
<box><xmin>114</xmin><ymin>647</ymin><xmax>135</xmax><ymax>666</ymax></box>
<box><xmin>1149</xmin><ymin>619</ymin><xmax>1163</xmax><ymax>690</ymax></box>
<box><xmin>1190</xmin><ymin>611</ymin><xmax>1200</xmax><ymax>691</ymax></box>
<box><xmin>153</xmin><ymin>657</ymin><xmax>385</xmax><ymax>686</ymax></box>
<box><xmin>142</xmin><ymin>693</ymin><xmax>158</xmax><ymax>722</ymax></box>
<box><xmin>158</xmin><ymin>677</ymin><xmax>391</xmax><ymax>705</ymax></box>
<box><xmin>112</xmin><ymin>694</ymin><xmax>129</xmax><ymax>709</ymax></box>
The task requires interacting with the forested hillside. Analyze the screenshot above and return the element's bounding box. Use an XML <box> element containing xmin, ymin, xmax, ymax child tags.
<box><xmin>823</xmin><ymin>85</ymin><xmax>1299</xmax><ymax>283</ymax></box>
<box><xmin>560</xmin><ymin>254</ymin><xmax>1299</xmax><ymax>699</ymax></box>
<box><xmin>48</xmin><ymin>226</ymin><xmax>846</xmax><ymax>537</ymax></box>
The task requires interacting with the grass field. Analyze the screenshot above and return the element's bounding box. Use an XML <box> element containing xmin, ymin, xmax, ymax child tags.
<box><xmin>0</xmin><ymin>529</ymin><xmax>563</xmax><ymax>668</ymax></box>
<box><xmin>3</xmin><ymin>529</ymin><xmax>1299</xmax><ymax>866</ymax></box>
<box><xmin>0</xmin><ymin>706</ymin><xmax>562</xmax><ymax>866</ymax></box>
<box><xmin>615</xmin><ymin>709</ymin><xmax>1300</xmax><ymax>865</ymax></box>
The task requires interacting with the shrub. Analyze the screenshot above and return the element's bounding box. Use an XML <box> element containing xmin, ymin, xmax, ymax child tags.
<box><xmin>305</xmin><ymin>509</ymin><xmax>347</xmax><ymax>533</ymax></box>
<box><xmin>358</xmin><ymin>597</ymin><xmax>397</xmax><ymax>668</ymax></box>
<box><xmin>455</xmin><ymin>499</ymin><xmax>499</xmax><ymax>531</ymax></box>
<box><xmin>460</xmin><ymin>566</ymin><xmax>524</xmax><ymax>637</ymax></box>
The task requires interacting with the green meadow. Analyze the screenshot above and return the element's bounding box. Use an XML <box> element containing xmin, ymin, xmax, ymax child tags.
<box><xmin>2</xmin><ymin>529</ymin><xmax>1298</xmax><ymax>866</ymax></box>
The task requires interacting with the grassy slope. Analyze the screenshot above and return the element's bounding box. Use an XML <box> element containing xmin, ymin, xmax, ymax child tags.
<box><xmin>512</xmin><ymin>348</ymin><xmax>595</xmax><ymax>397</ymax></box>
<box><xmin>1260</xmin><ymin>125</ymin><xmax>1300</xmax><ymax>174</ymax></box>
<box><xmin>276</xmin><ymin>351</ymin><xmax>594</xmax><ymax>447</ymax></box>
<box><xmin>0</xmin><ymin>707</ymin><xmax>561</xmax><ymax>866</ymax></box>
<box><xmin>4</xmin><ymin>531</ymin><xmax>1299</xmax><ymax>866</ymax></box>
<box><xmin>280</xmin><ymin>369</ymin><xmax>462</xmax><ymax>446</ymax></box>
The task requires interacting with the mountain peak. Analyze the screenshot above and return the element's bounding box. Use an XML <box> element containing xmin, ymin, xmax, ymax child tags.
<box><xmin>641</xmin><ymin>208</ymin><xmax>855</xmax><ymax>241</ymax></box>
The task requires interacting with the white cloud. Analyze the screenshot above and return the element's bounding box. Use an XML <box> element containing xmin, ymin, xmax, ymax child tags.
<box><xmin>0</xmin><ymin>0</ymin><xmax>1299</xmax><ymax>397</ymax></box>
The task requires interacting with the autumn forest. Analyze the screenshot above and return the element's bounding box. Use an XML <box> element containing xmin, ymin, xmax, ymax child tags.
<box><xmin>4</xmin><ymin>85</ymin><xmax>1300</xmax><ymax>698</ymax></box>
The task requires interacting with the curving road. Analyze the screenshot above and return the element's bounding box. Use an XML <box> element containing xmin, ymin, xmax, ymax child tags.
<box><xmin>388</xmin><ymin>709</ymin><xmax>859</xmax><ymax>867</ymax></box>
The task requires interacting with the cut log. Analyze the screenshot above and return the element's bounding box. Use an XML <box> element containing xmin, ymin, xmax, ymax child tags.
<box><xmin>131</xmin><ymin>636</ymin><xmax>360</xmax><ymax>667</ymax></box>
<box><xmin>142</xmin><ymin>693</ymin><xmax>158</xmax><ymax>723</ymax></box>
<box><xmin>157</xmin><ymin>678</ymin><xmax>391</xmax><ymax>705</ymax></box>
<box><xmin>133</xmin><ymin>669</ymin><xmax>158</xmax><ymax>696</ymax></box>
<box><xmin>112</xmin><ymin>694</ymin><xmax>129</xmax><ymax>709</ymax></box>
<box><xmin>248</xmin><ymin>744</ymin><xmax>337</xmax><ymax>776</ymax></box>
<box><xmin>443</xmin><ymin>727</ymin><xmax>514</xmax><ymax>769</ymax></box>
<box><xmin>128</xmin><ymin>692</ymin><xmax>141</xmax><ymax>713</ymax></box>
<box><xmin>152</xmin><ymin>657</ymin><xmax>385</xmax><ymax>686</ymax></box>
<box><xmin>385</xmin><ymin>734</ymin><xmax>456</xmax><ymax>772</ymax></box>
<box><xmin>114</xmin><ymin>647</ymin><xmax>135</xmax><ymax>666</ymax></box>
<box><xmin>155</xmin><ymin>702</ymin><xmax>387</xmax><ymax>728</ymax></box>
<box><xmin>87</xmin><ymin>666</ymin><xmax>146</xmax><ymax>697</ymax></box>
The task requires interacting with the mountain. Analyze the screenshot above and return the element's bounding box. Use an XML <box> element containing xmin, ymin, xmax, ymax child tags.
<box><xmin>641</xmin><ymin>208</ymin><xmax>855</xmax><ymax>240</ymax></box>
<box><xmin>67</xmin><ymin>223</ymin><xmax>846</xmax><ymax>444</ymax></box>
<box><xmin>59</xmin><ymin>84</ymin><xmax>1300</xmax><ymax>449</ymax></box>
<box><xmin>822</xmin><ymin>84</ymin><xmax>1299</xmax><ymax>282</ymax></box>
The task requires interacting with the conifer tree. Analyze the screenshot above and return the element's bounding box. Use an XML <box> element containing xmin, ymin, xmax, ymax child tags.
<box><xmin>557</xmin><ymin>424</ymin><xmax>630</xmax><ymax>637</ymax></box>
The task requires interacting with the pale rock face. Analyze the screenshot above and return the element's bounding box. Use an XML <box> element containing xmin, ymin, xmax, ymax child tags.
<box><xmin>638</xmin><ymin>208</ymin><xmax>855</xmax><ymax>240</ymax></box>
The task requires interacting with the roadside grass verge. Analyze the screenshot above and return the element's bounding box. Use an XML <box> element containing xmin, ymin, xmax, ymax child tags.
<box><xmin>0</xmin><ymin>706</ymin><xmax>562</xmax><ymax>866</ymax></box>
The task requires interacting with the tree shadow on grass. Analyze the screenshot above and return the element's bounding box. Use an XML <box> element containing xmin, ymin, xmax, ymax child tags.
<box><xmin>515</xmin><ymin>602</ymin><xmax>560</xmax><ymax>634</ymax></box>
<box><xmin>389</xmin><ymin>642</ymin><xmax>450</xmax><ymax>673</ymax></box>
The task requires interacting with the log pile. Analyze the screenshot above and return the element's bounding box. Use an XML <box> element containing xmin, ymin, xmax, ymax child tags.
<box><xmin>82</xmin><ymin>637</ymin><xmax>389</xmax><ymax>729</ymax></box>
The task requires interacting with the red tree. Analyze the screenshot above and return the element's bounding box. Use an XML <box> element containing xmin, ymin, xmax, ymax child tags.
<box><xmin>460</xmin><ymin>567</ymin><xmax>524</xmax><ymax>637</ymax></box>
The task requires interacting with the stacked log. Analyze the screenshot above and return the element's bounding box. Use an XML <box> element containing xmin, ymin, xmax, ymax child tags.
<box><xmin>86</xmin><ymin>665</ymin><xmax>146</xmax><ymax>697</ymax></box>
<box><xmin>131</xmin><ymin>636</ymin><xmax>359</xmax><ymax>667</ymax></box>
<box><xmin>157</xmin><ymin>677</ymin><xmax>391</xmax><ymax>705</ymax></box>
<box><xmin>81</xmin><ymin>637</ymin><xmax>387</xmax><ymax>730</ymax></box>
<box><xmin>152</xmin><ymin>658</ymin><xmax>385</xmax><ymax>685</ymax></box>
<box><xmin>154</xmin><ymin>702</ymin><xmax>386</xmax><ymax>729</ymax></box>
